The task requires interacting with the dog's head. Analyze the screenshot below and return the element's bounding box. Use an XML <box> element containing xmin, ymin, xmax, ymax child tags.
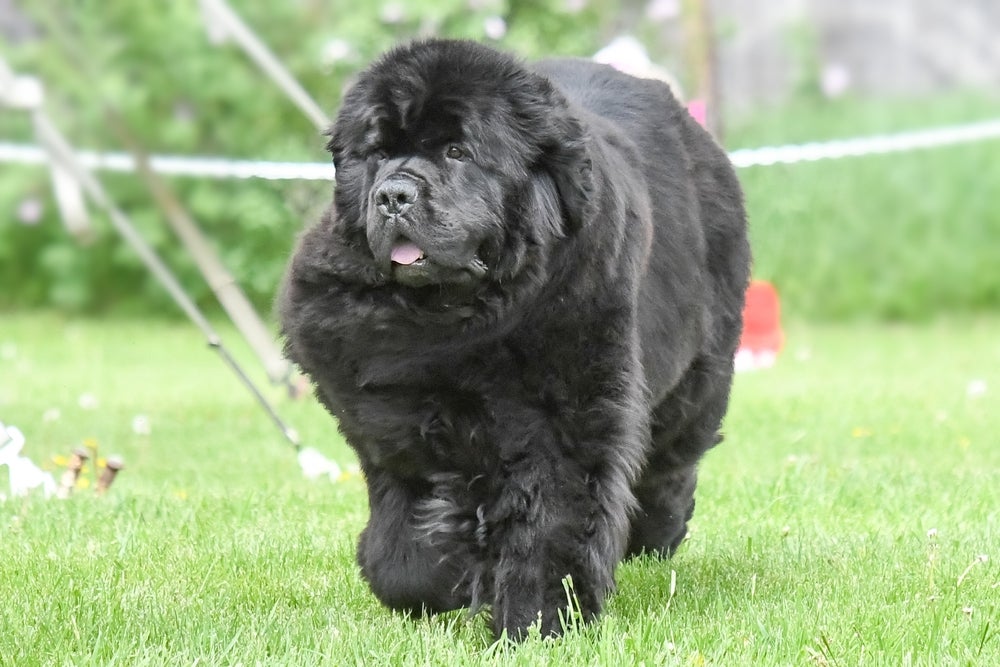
<box><xmin>326</xmin><ymin>39</ymin><xmax>592</xmax><ymax>293</ymax></box>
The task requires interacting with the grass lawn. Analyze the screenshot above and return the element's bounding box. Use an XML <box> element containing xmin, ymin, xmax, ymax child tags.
<box><xmin>1</xmin><ymin>311</ymin><xmax>998</xmax><ymax>665</ymax></box>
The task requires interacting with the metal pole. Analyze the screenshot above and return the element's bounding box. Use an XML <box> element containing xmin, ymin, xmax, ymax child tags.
<box><xmin>105</xmin><ymin>108</ymin><xmax>294</xmax><ymax>389</ymax></box>
<box><xmin>683</xmin><ymin>0</ymin><xmax>723</xmax><ymax>140</ymax></box>
<box><xmin>27</xmin><ymin>101</ymin><xmax>302</xmax><ymax>452</ymax></box>
<box><xmin>198</xmin><ymin>0</ymin><xmax>330</xmax><ymax>131</ymax></box>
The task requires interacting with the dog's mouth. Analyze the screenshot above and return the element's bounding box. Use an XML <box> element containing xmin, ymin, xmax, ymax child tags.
<box><xmin>389</xmin><ymin>238</ymin><xmax>487</xmax><ymax>288</ymax></box>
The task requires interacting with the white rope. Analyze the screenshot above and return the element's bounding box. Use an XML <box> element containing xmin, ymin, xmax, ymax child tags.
<box><xmin>2</xmin><ymin>117</ymin><xmax>1000</xmax><ymax>180</ymax></box>
<box><xmin>728</xmin><ymin>118</ymin><xmax>1000</xmax><ymax>167</ymax></box>
<box><xmin>0</xmin><ymin>142</ymin><xmax>337</xmax><ymax>180</ymax></box>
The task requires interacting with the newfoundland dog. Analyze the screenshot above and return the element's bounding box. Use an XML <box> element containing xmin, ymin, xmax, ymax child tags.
<box><xmin>280</xmin><ymin>39</ymin><xmax>750</xmax><ymax>640</ymax></box>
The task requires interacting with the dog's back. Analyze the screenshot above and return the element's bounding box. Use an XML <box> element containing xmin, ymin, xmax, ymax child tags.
<box><xmin>536</xmin><ymin>57</ymin><xmax>749</xmax><ymax>403</ymax></box>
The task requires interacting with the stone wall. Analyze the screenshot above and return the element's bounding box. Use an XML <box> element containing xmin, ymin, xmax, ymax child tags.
<box><xmin>708</xmin><ymin>0</ymin><xmax>1000</xmax><ymax>110</ymax></box>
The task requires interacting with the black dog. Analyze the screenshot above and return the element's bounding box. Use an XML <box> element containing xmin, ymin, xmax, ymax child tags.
<box><xmin>280</xmin><ymin>39</ymin><xmax>749</xmax><ymax>640</ymax></box>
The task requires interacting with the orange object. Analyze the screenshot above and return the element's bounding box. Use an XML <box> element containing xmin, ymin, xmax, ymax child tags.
<box><xmin>735</xmin><ymin>280</ymin><xmax>783</xmax><ymax>371</ymax></box>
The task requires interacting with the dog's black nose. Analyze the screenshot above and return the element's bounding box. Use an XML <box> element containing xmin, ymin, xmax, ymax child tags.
<box><xmin>375</xmin><ymin>177</ymin><xmax>418</xmax><ymax>216</ymax></box>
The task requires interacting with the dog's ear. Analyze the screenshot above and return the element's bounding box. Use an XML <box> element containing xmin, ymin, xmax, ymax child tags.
<box><xmin>326</xmin><ymin>77</ymin><xmax>385</xmax><ymax>167</ymax></box>
<box><xmin>528</xmin><ymin>78</ymin><xmax>594</xmax><ymax>233</ymax></box>
<box><xmin>543</xmin><ymin>114</ymin><xmax>593</xmax><ymax>233</ymax></box>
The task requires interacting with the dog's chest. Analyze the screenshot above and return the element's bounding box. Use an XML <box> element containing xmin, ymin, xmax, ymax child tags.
<box><xmin>342</xmin><ymin>344</ymin><xmax>583</xmax><ymax>475</ymax></box>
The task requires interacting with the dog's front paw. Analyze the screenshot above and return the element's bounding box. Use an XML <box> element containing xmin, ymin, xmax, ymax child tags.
<box><xmin>490</xmin><ymin>572</ymin><xmax>598</xmax><ymax>641</ymax></box>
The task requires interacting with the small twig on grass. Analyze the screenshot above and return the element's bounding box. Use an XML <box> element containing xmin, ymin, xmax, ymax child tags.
<box><xmin>926</xmin><ymin>528</ymin><xmax>939</xmax><ymax>595</ymax></box>
<box><xmin>957</xmin><ymin>554</ymin><xmax>989</xmax><ymax>587</ymax></box>
<box><xmin>664</xmin><ymin>569</ymin><xmax>678</xmax><ymax>611</ymax></box>
<box><xmin>818</xmin><ymin>631</ymin><xmax>840</xmax><ymax>667</ymax></box>
<box><xmin>804</xmin><ymin>645</ymin><xmax>828</xmax><ymax>666</ymax></box>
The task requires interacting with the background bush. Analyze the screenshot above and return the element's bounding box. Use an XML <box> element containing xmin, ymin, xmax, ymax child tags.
<box><xmin>1</xmin><ymin>1</ymin><xmax>998</xmax><ymax>321</ymax></box>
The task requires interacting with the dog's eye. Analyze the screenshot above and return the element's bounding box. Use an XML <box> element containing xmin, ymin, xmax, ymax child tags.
<box><xmin>371</xmin><ymin>149</ymin><xmax>388</xmax><ymax>162</ymax></box>
<box><xmin>445</xmin><ymin>145</ymin><xmax>465</xmax><ymax>160</ymax></box>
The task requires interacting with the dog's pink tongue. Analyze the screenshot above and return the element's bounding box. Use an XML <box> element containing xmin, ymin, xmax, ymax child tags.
<box><xmin>390</xmin><ymin>241</ymin><xmax>424</xmax><ymax>265</ymax></box>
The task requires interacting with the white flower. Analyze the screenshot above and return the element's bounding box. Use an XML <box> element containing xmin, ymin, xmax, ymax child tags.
<box><xmin>379</xmin><ymin>2</ymin><xmax>406</xmax><ymax>24</ymax></box>
<box><xmin>483</xmin><ymin>16</ymin><xmax>507</xmax><ymax>40</ymax></box>
<box><xmin>131</xmin><ymin>415</ymin><xmax>152</xmax><ymax>436</ymax></box>
<box><xmin>78</xmin><ymin>393</ymin><xmax>99</xmax><ymax>410</ymax></box>
<box><xmin>821</xmin><ymin>63</ymin><xmax>851</xmax><ymax>98</ymax></box>
<box><xmin>646</xmin><ymin>0</ymin><xmax>680</xmax><ymax>22</ymax></box>
<box><xmin>320</xmin><ymin>38</ymin><xmax>353</xmax><ymax>66</ymax></box>
<box><xmin>966</xmin><ymin>379</ymin><xmax>987</xmax><ymax>398</ymax></box>
<box><xmin>594</xmin><ymin>36</ymin><xmax>653</xmax><ymax>72</ymax></box>
<box><xmin>297</xmin><ymin>447</ymin><xmax>341</xmax><ymax>481</ymax></box>
<box><xmin>17</xmin><ymin>197</ymin><xmax>43</xmax><ymax>225</ymax></box>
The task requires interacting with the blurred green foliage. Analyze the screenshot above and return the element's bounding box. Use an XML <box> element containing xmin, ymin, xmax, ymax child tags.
<box><xmin>1</xmin><ymin>1</ymin><xmax>998</xmax><ymax>321</ymax></box>
<box><xmin>729</xmin><ymin>93</ymin><xmax>1000</xmax><ymax>321</ymax></box>
<box><xmin>0</xmin><ymin>0</ymin><xmax>614</xmax><ymax>315</ymax></box>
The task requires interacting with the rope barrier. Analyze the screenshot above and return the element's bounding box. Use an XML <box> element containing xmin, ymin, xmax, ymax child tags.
<box><xmin>728</xmin><ymin>118</ymin><xmax>1000</xmax><ymax>168</ymax></box>
<box><xmin>0</xmin><ymin>142</ymin><xmax>337</xmax><ymax>180</ymax></box>
<box><xmin>2</xmin><ymin>117</ymin><xmax>1000</xmax><ymax>180</ymax></box>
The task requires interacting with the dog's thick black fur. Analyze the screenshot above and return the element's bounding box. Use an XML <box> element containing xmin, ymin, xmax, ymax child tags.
<box><xmin>279</xmin><ymin>39</ymin><xmax>750</xmax><ymax>640</ymax></box>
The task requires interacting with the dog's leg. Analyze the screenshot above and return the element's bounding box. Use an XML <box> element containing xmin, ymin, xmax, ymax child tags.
<box><xmin>487</xmin><ymin>453</ymin><xmax>634</xmax><ymax>640</ymax></box>
<box><xmin>356</xmin><ymin>467</ymin><xmax>472</xmax><ymax>614</ymax></box>
<box><xmin>627</xmin><ymin>355</ymin><xmax>734</xmax><ymax>557</ymax></box>
<box><xmin>627</xmin><ymin>463</ymin><xmax>698</xmax><ymax>557</ymax></box>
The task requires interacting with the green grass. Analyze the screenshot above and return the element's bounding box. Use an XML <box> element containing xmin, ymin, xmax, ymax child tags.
<box><xmin>1</xmin><ymin>312</ymin><xmax>998</xmax><ymax>665</ymax></box>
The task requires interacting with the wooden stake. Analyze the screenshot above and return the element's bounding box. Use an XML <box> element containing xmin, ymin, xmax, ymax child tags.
<box><xmin>96</xmin><ymin>456</ymin><xmax>125</xmax><ymax>496</ymax></box>
<box><xmin>56</xmin><ymin>447</ymin><xmax>89</xmax><ymax>499</ymax></box>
